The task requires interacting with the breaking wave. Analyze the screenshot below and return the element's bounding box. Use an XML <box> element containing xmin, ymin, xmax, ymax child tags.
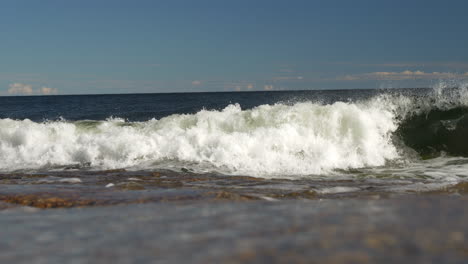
<box><xmin>1</xmin><ymin>81</ymin><xmax>468</xmax><ymax>176</ymax></box>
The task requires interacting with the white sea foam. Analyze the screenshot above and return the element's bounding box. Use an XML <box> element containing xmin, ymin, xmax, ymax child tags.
<box><xmin>317</xmin><ymin>186</ymin><xmax>362</xmax><ymax>194</ymax></box>
<box><xmin>0</xmin><ymin>100</ymin><xmax>399</xmax><ymax>176</ymax></box>
<box><xmin>36</xmin><ymin>177</ymin><xmax>82</xmax><ymax>184</ymax></box>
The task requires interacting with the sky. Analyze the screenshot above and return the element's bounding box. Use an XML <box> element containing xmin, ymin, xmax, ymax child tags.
<box><xmin>1</xmin><ymin>0</ymin><xmax>468</xmax><ymax>95</ymax></box>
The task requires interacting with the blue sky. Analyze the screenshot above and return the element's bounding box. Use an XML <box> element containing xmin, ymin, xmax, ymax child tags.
<box><xmin>1</xmin><ymin>0</ymin><xmax>468</xmax><ymax>95</ymax></box>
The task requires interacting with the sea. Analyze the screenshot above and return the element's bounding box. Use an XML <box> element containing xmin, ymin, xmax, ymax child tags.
<box><xmin>1</xmin><ymin>82</ymin><xmax>468</xmax><ymax>195</ymax></box>
<box><xmin>2</xmin><ymin>82</ymin><xmax>468</xmax><ymax>263</ymax></box>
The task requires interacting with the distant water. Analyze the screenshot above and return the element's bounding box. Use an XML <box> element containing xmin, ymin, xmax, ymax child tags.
<box><xmin>1</xmin><ymin>83</ymin><xmax>468</xmax><ymax>192</ymax></box>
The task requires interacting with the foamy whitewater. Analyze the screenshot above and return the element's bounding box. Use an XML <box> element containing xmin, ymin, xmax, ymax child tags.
<box><xmin>1</xmin><ymin>82</ymin><xmax>468</xmax><ymax>180</ymax></box>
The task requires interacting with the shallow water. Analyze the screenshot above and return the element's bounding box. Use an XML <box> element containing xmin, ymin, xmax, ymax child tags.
<box><xmin>2</xmin><ymin>197</ymin><xmax>468</xmax><ymax>264</ymax></box>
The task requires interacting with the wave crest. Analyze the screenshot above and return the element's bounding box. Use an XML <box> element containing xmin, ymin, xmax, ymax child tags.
<box><xmin>0</xmin><ymin>101</ymin><xmax>398</xmax><ymax>175</ymax></box>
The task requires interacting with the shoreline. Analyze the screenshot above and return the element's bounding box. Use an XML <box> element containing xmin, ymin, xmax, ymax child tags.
<box><xmin>1</xmin><ymin>169</ymin><xmax>467</xmax><ymax>209</ymax></box>
<box><xmin>1</xmin><ymin>170</ymin><xmax>468</xmax><ymax>263</ymax></box>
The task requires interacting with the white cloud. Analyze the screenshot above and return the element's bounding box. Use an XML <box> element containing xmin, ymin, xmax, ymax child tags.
<box><xmin>272</xmin><ymin>76</ymin><xmax>304</xmax><ymax>81</ymax></box>
<box><xmin>40</xmin><ymin>87</ymin><xmax>58</xmax><ymax>95</ymax></box>
<box><xmin>191</xmin><ymin>80</ymin><xmax>202</xmax><ymax>86</ymax></box>
<box><xmin>6</xmin><ymin>83</ymin><xmax>58</xmax><ymax>95</ymax></box>
<box><xmin>264</xmin><ymin>85</ymin><xmax>274</xmax><ymax>91</ymax></box>
<box><xmin>247</xmin><ymin>84</ymin><xmax>254</xmax><ymax>90</ymax></box>
<box><xmin>338</xmin><ymin>70</ymin><xmax>468</xmax><ymax>81</ymax></box>
<box><xmin>329</xmin><ymin>62</ymin><xmax>468</xmax><ymax>69</ymax></box>
<box><xmin>340</xmin><ymin>75</ymin><xmax>359</xmax><ymax>81</ymax></box>
<box><xmin>8</xmin><ymin>83</ymin><xmax>33</xmax><ymax>95</ymax></box>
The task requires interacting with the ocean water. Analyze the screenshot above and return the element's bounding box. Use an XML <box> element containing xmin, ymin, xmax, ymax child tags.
<box><xmin>1</xmin><ymin>83</ymin><xmax>468</xmax><ymax>193</ymax></box>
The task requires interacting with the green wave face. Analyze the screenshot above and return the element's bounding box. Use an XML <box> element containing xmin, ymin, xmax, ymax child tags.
<box><xmin>397</xmin><ymin>107</ymin><xmax>468</xmax><ymax>158</ymax></box>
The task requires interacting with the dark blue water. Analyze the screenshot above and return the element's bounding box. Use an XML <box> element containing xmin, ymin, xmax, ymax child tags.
<box><xmin>0</xmin><ymin>89</ymin><xmax>423</xmax><ymax>121</ymax></box>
